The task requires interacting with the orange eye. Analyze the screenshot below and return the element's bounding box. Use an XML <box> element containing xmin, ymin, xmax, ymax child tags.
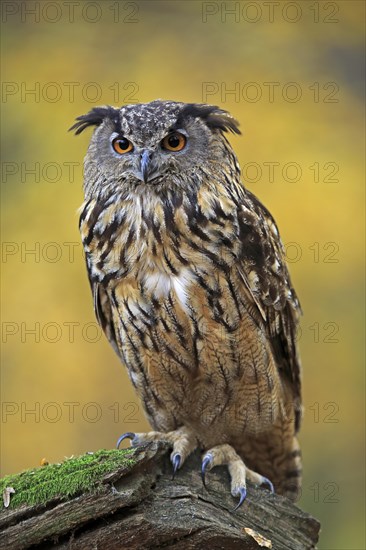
<box><xmin>161</xmin><ymin>132</ymin><xmax>186</xmax><ymax>152</ymax></box>
<box><xmin>112</xmin><ymin>136</ymin><xmax>134</xmax><ymax>154</ymax></box>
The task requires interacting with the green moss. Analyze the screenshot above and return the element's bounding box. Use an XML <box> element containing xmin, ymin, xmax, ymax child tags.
<box><xmin>0</xmin><ymin>448</ymin><xmax>136</xmax><ymax>510</ymax></box>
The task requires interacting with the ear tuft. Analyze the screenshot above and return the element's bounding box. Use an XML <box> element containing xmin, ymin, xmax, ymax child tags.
<box><xmin>176</xmin><ymin>103</ymin><xmax>241</xmax><ymax>135</ymax></box>
<box><xmin>69</xmin><ymin>106</ymin><xmax>120</xmax><ymax>135</ymax></box>
<box><xmin>205</xmin><ymin>109</ymin><xmax>241</xmax><ymax>135</ymax></box>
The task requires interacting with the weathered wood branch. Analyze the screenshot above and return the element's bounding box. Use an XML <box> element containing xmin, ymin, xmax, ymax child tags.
<box><xmin>0</xmin><ymin>442</ymin><xmax>320</xmax><ymax>549</ymax></box>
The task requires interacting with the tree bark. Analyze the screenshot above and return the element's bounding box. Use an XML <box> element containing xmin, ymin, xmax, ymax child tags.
<box><xmin>0</xmin><ymin>442</ymin><xmax>320</xmax><ymax>550</ymax></box>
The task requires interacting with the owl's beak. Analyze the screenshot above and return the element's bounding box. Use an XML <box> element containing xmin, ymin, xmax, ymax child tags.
<box><xmin>139</xmin><ymin>150</ymin><xmax>154</xmax><ymax>184</ymax></box>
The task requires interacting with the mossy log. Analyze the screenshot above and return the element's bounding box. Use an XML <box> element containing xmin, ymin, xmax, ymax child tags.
<box><xmin>0</xmin><ymin>442</ymin><xmax>320</xmax><ymax>549</ymax></box>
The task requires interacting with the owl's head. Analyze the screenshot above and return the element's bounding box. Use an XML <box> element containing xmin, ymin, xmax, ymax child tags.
<box><xmin>70</xmin><ymin>100</ymin><xmax>240</xmax><ymax>197</ymax></box>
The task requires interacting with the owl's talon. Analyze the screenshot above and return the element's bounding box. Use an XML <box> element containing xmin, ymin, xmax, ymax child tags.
<box><xmin>116</xmin><ymin>432</ymin><xmax>136</xmax><ymax>449</ymax></box>
<box><xmin>260</xmin><ymin>476</ymin><xmax>275</xmax><ymax>493</ymax></box>
<box><xmin>201</xmin><ymin>454</ymin><xmax>213</xmax><ymax>489</ymax></box>
<box><xmin>171</xmin><ymin>453</ymin><xmax>181</xmax><ymax>479</ymax></box>
<box><xmin>232</xmin><ymin>486</ymin><xmax>247</xmax><ymax>511</ymax></box>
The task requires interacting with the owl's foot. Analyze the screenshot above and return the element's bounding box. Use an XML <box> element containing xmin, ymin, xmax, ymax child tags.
<box><xmin>201</xmin><ymin>443</ymin><xmax>274</xmax><ymax>510</ymax></box>
<box><xmin>116</xmin><ymin>426</ymin><xmax>197</xmax><ymax>477</ymax></box>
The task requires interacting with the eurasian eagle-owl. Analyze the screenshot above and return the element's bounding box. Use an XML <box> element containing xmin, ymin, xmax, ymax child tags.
<box><xmin>71</xmin><ymin>100</ymin><xmax>302</xmax><ymax>507</ymax></box>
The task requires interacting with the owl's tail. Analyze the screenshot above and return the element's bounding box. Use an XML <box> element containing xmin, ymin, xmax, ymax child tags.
<box><xmin>240</xmin><ymin>430</ymin><xmax>302</xmax><ymax>503</ymax></box>
<box><xmin>276</xmin><ymin>435</ymin><xmax>302</xmax><ymax>502</ymax></box>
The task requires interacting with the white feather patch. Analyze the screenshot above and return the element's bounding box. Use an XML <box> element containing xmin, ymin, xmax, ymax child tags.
<box><xmin>144</xmin><ymin>268</ymin><xmax>191</xmax><ymax>311</ymax></box>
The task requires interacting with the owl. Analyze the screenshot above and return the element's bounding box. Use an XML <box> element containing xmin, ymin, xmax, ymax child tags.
<box><xmin>71</xmin><ymin>100</ymin><xmax>302</xmax><ymax>507</ymax></box>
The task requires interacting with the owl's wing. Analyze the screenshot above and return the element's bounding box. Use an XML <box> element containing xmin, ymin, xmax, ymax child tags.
<box><xmin>89</xmin><ymin>276</ymin><xmax>120</xmax><ymax>357</ymax></box>
<box><xmin>79</xmin><ymin>197</ymin><xmax>121</xmax><ymax>358</ymax></box>
<box><xmin>237</xmin><ymin>189</ymin><xmax>302</xmax><ymax>431</ymax></box>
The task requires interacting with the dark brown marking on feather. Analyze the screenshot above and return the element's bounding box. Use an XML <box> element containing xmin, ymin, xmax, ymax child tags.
<box><xmin>100</xmin><ymin>218</ymin><xmax>119</xmax><ymax>242</ymax></box>
<box><xmin>129</xmin><ymin>318</ymin><xmax>148</xmax><ymax>348</ymax></box>
<box><xmin>214</xmin><ymin>299</ymin><xmax>224</xmax><ymax>317</ymax></box>
<box><xmin>150</xmin><ymin>296</ymin><xmax>161</xmax><ymax>310</ymax></box>
<box><xmin>163</xmin><ymin>200</ymin><xmax>175</xmax><ymax>232</ymax></box>
<box><xmin>139</xmin><ymin>315</ymin><xmax>155</xmax><ymax>333</ymax></box>
<box><xmin>111</xmin><ymin>292</ymin><xmax>142</xmax><ymax>358</ymax></box>
<box><xmin>163</xmin><ymin>250</ymin><xmax>179</xmax><ymax>275</ymax></box>
<box><xmin>97</xmin><ymin>250</ymin><xmax>110</xmax><ymax>269</ymax></box>
<box><xmin>219</xmin><ymin>233</ymin><xmax>235</xmax><ymax>249</ymax></box>
<box><xmin>186</xmin><ymin>239</ymin><xmax>230</xmax><ymax>273</ymax></box>
<box><xmin>211</xmin><ymin>217</ymin><xmax>225</xmax><ymax>228</ymax></box>
<box><xmin>151</xmin><ymin>220</ymin><xmax>162</xmax><ymax>244</ymax></box>
<box><xmin>189</xmin><ymin>316</ymin><xmax>201</xmax><ymax>370</ymax></box>
<box><xmin>170</xmin><ymin>230</ymin><xmax>182</xmax><ymax>247</ymax></box>
<box><xmin>171</xmin><ymin>192</ymin><xmax>183</xmax><ymax>209</ymax></box>
<box><xmin>100</xmin><ymin>270</ymin><xmax>121</xmax><ymax>285</ymax></box>
<box><xmin>223</xmin><ymin>173</ymin><xmax>241</xmax><ymax>205</ymax></box>
<box><xmin>171</xmin><ymin>245</ymin><xmax>190</xmax><ymax>266</ymax></box>
<box><xmin>125</xmin><ymin>227</ymin><xmax>135</xmax><ymax>250</ymax></box>
<box><xmin>230</xmin><ymin>338</ymin><xmax>242</xmax><ymax>379</ymax></box>
<box><xmin>79</xmin><ymin>199</ymin><xmax>92</xmax><ymax>228</ymax></box>
<box><xmin>139</xmin><ymin>223</ymin><xmax>146</xmax><ymax>239</ymax></box>
<box><xmin>143</xmin><ymin>214</ymin><xmax>152</xmax><ymax>230</ymax></box>
<box><xmin>163</xmin><ymin>343</ymin><xmax>192</xmax><ymax>371</ymax></box>
<box><xmin>194</xmin><ymin>272</ymin><xmax>216</xmax><ymax>295</ymax></box>
<box><xmin>123</xmin><ymin>299</ymin><xmax>137</xmax><ymax>320</ymax></box>
<box><xmin>186</xmin><ymin>238</ymin><xmax>200</xmax><ymax>252</ymax></box>
<box><xmin>213</xmin><ymin>350</ymin><xmax>231</xmax><ymax>393</ymax></box>
<box><xmin>118</xmin><ymin>210</ymin><xmax>127</xmax><ymax>226</ymax></box>
<box><xmin>195</xmin><ymin>205</ymin><xmax>209</xmax><ymax>227</ymax></box>
<box><xmin>166</xmin><ymin>295</ymin><xmax>187</xmax><ymax>347</ymax></box>
<box><xmin>188</xmin><ymin>221</ymin><xmax>211</xmax><ymax>242</ymax></box>
<box><xmin>119</xmin><ymin>246</ymin><xmax>127</xmax><ymax>267</ymax></box>
<box><xmin>239</xmin><ymin>225</ymin><xmax>266</xmax><ymax>268</ymax></box>
<box><xmin>185</xmin><ymin>190</ymin><xmax>198</xmax><ymax>215</ymax></box>
<box><xmin>143</xmin><ymin>326</ymin><xmax>160</xmax><ymax>352</ymax></box>
<box><xmin>83</xmin><ymin>202</ymin><xmax>107</xmax><ymax>246</ymax></box>
<box><xmin>159</xmin><ymin>317</ymin><xmax>171</xmax><ymax>335</ymax></box>
<box><xmin>213</xmin><ymin>311</ymin><xmax>236</xmax><ymax>333</ymax></box>
<box><xmin>269</xmin><ymin>285</ymin><xmax>278</xmax><ymax>301</ymax></box>
<box><xmin>226</xmin><ymin>276</ymin><xmax>242</xmax><ymax>318</ymax></box>
<box><xmin>213</xmin><ymin>200</ymin><xmax>235</xmax><ymax>222</ymax></box>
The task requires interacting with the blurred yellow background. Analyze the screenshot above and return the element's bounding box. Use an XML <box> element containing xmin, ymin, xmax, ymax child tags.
<box><xmin>1</xmin><ymin>1</ymin><xmax>364</xmax><ymax>548</ymax></box>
